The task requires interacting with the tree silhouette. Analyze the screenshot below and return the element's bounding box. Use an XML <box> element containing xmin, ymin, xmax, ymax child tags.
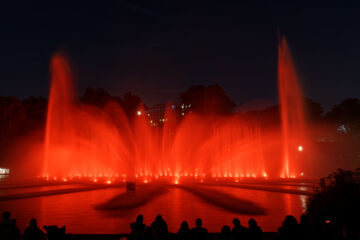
<box><xmin>180</xmin><ymin>84</ymin><xmax>236</xmax><ymax>115</ymax></box>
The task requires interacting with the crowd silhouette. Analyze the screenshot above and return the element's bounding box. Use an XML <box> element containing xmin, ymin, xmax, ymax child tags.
<box><xmin>0</xmin><ymin>211</ymin><xmax>358</xmax><ymax>240</ymax></box>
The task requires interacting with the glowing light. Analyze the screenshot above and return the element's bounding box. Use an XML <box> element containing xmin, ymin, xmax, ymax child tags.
<box><xmin>137</xmin><ymin>111</ymin><xmax>142</xmax><ymax>116</ymax></box>
<box><xmin>93</xmin><ymin>179</ymin><xmax>98</xmax><ymax>182</ymax></box>
<box><xmin>263</xmin><ymin>172</ymin><xmax>268</xmax><ymax>178</ymax></box>
<box><xmin>300</xmin><ymin>172</ymin><xmax>304</xmax><ymax>176</ymax></box>
<box><xmin>0</xmin><ymin>168</ymin><xmax>10</xmax><ymax>174</ymax></box>
<box><xmin>106</xmin><ymin>180</ymin><xmax>112</xmax><ymax>184</ymax></box>
<box><xmin>174</xmin><ymin>179</ymin><xmax>179</xmax><ymax>184</ymax></box>
<box><xmin>144</xmin><ymin>179</ymin><xmax>148</xmax><ymax>183</ymax></box>
<box><xmin>62</xmin><ymin>178</ymin><xmax>67</xmax><ymax>182</ymax></box>
<box><xmin>298</xmin><ymin>145</ymin><xmax>303</xmax><ymax>152</ymax></box>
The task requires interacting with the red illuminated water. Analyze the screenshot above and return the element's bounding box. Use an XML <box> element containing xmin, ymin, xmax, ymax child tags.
<box><xmin>42</xmin><ymin>38</ymin><xmax>307</xmax><ymax>180</ymax></box>
<box><xmin>0</xmin><ymin>183</ymin><xmax>308</xmax><ymax>233</ymax></box>
<box><xmin>278</xmin><ymin>36</ymin><xmax>307</xmax><ymax>178</ymax></box>
<box><xmin>3</xmin><ymin>43</ymin><xmax>310</xmax><ymax>233</ymax></box>
<box><xmin>42</xmin><ymin>56</ymin><xmax>271</xmax><ymax>179</ymax></box>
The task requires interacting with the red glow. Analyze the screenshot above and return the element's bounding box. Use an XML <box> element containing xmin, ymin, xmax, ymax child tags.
<box><xmin>278</xmin><ymin>36</ymin><xmax>308</xmax><ymax>178</ymax></box>
<box><xmin>39</xmin><ymin>46</ymin><xmax>308</xmax><ymax>180</ymax></box>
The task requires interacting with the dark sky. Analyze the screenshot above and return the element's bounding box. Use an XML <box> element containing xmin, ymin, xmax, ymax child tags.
<box><xmin>1</xmin><ymin>0</ymin><xmax>359</xmax><ymax>110</ymax></box>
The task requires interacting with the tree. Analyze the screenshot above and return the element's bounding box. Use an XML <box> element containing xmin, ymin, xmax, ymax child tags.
<box><xmin>80</xmin><ymin>87</ymin><xmax>112</xmax><ymax>107</ymax></box>
<box><xmin>325</xmin><ymin>98</ymin><xmax>360</xmax><ymax>132</ymax></box>
<box><xmin>307</xmin><ymin>168</ymin><xmax>360</xmax><ymax>237</ymax></box>
<box><xmin>304</xmin><ymin>98</ymin><xmax>324</xmax><ymax>121</ymax></box>
<box><xmin>180</xmin><ymin>84</ymin><xmax>236</xmax><ymax>115</ymax></box>
<box><xmin>121</xmin><ymin>92</ymin><xmax>142</xmax><ymax>118</ymax></box>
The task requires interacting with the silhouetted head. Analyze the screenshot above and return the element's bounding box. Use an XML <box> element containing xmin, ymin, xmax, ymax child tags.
<box><xmin>283</xmin><ymin>215</ymin><xmax>298</xmax><ymax>227</ymax></box>
<box><xmin>2</xmin><ymin>211</ymin><xmax>10</xmax><ymax>221</ymax></box>
<box><xmin>180</xmin><ymin>221</ymin><xmax>189</xmax><ymax>231</ymax></box>
<box><xmin>221</xmin><ymin>225</ymin><xmax>231</xmax><ymax>236</ymax></box>
<box><xmin>155</xmin><ymin>214</ymin><xmax>163</xmax><ymax>222</ymax></box>
<box><xmin>248</xmin><ymin>218</ymin><xmax>257</xmax><ymax>228</ymax></box>
<box><xmin>30</xmin><ymin>219</ymin><xmax>37</xmax><ymax>227</ymax></box>
<box><xmin>232</xmin><ymin>218</ymin><xmax>240</xmax><ymax>227</ymax></box>
<box><xmin>136</xmin><ymin>215</ymin><xmax>144</xmax><ymax>224</ymax></box>
<box><xmin>196</xmin><ymin>218</ymin><xmax>202</xmax><ymax>227</ymax></box>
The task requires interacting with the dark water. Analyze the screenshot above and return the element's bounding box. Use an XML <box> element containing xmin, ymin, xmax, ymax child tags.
<box><xmin>0</xmin><ymin>184</ymin><xmax>307</xmax><ymax>234</ymax></box>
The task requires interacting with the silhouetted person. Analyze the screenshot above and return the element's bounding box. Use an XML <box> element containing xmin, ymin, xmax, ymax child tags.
<box><xmin>299</xmin><ymin>214</ymin><xmax>314</xmax><ymax>240</ymax></box>
<box><xmin>278</xmin><ymin>215</ymin><xmax>300</xmax><ymax>240</ymax></box>
<box><xmin>130</xmin><ymin>215</ymin><xmax>146</xmax><ymax>240</ymax></box>
<box><xmin>191</xmin><ymin>218</ymin><xmax>208</xmax><ymax>240</ymax></box>
<box><xmin>247</xmin><ymin>219</ymin><xmax>262</xmax><ymax>240</ymax></box>
<box><xmin>151</xmin><ymin>215</ymin><xmax>168</xmax><ymax>240</ymax></box>
<box><xmin>43</xmin><ymin>225</ymin><xmax>66</xmax><ymax>240</ymax></box>
<box><xmin>177</xmin><ymin>221</ymin><xmax>190</xmax><ymax>240</ymax></box>
<box><xmin>24</xmin><ymin>219</ymin><xmax>46</xmax><ymax>240</ymax></box>
<box><xmin>9</xmin><ymin>219</ymin><xmax>20</xmax><ymax>240</ymax></box>
<box><xmin>0</xmin><ymin>211</ymin><xmax>12</xmax><ymax>240</ymax></box>
<box><xmin>144</xmin><ymin>226</ymin><xmax>152</xmax><ymax>240</ymax></box>
<box><xmin>0</xmin><ymin>211</ymin><xmax>11</xmax><ymax>228</ymax></box>
<box><xmin>219</xmin><ymin>225</ymin><xmax>233</xmax><ymax>240</ymax></box>
<box><xmin>231</xmin><ymin>218</ymin><xmax>247</xmax><ymax>240</ymax></box>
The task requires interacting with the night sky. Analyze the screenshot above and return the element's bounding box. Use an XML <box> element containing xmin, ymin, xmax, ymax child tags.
<box><xmin>1</xmin><ymin>0</ymin><xmax>359</xmax><ymax>110</ymax></box>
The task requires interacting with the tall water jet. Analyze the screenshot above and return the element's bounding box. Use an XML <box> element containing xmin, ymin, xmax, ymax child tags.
<box><xmin>43</xmin><ymin>53</ymin><xmax>131</xmax><ymax>178</ymax></box>
<box><xmin>278</xmin><ymin>36</ymin><xmax>307</xmax><ymax>178</ymax></box>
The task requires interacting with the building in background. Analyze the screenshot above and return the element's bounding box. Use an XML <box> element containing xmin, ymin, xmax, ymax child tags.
<box><xmin>144</xmin><ymin>103</ymin><xmax>192</xmax><ymax>127</ymax></box>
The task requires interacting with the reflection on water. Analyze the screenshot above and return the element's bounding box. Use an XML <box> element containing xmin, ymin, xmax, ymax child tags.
<box><xmin>0</xmin><ymin>185</ymin><xmax>307</xmax><ymax>233</ymax></box>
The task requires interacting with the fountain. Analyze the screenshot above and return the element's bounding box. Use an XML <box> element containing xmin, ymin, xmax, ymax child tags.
<box><xmin>40</xmin><ymin>36</ymin><xmax>307</xmax><ymax>181</ymax></box>
<box><xmin>0</xmin><ymin>36</ymin><xmax>311</xmax><ymax>233</ymax></box>
<box><xmin>278</xmin><ymin>36</ymin><xmax>307</xmax><ymax>178</ymax></box>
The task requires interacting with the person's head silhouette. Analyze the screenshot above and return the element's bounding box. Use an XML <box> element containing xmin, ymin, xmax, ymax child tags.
<box><xmin>180</xmin><ymin>221</ymin><xmax>189</xmax><ymax>230</ymax></box>
<box><xmin>249</xmin><ymin>218</ymin><xmax>257</xmax><ymax>228</ymax></box>
<box><xmin>196</xmin><ymin>218</ymin><xmax>202</xmax><ymax>227</ymax></box>
<box><xmin>136</xmin><ymin>214</ymin><xmax>144</xmax><ymax>224</ymax></box>
<box><xmin>29</xmin><ymin>218</ymin><xmax>37</xmax><ymax>228</ymax></box>
<box><xmin>155</xmin><ymin>214</ymin><xmax>163</xmax><ymax>222</ymax></box>
<box><xmin>232</xmin><ymin>218</ymin><xmax>240</xmax><ymax>227</ymax></box>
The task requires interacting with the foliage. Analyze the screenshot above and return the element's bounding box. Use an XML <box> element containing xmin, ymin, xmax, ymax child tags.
<box><xmin>307</xmin><ymin>168</ymin><xmax>360</xmax><ymax>230</ymax></box>
<box><xmin>304</xmin><ymin>97</ymin><xmax>324</xmax><ymax>121</ymax></box>
<box><xmin>326</xmin><ymin>98</ymin><xmax>360</xmax><ymax>133</ymax></box>
<box><xmin>180</xmin><ymin>84</ymin><xmax>236</xmax><ymax>115</ymax></box>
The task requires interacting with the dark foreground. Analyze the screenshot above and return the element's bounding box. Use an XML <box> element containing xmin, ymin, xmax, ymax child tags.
<box><xmin>69</xmin><ymin>232</ymin><xmax>279</xmax><ymax>240</ymax></box>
